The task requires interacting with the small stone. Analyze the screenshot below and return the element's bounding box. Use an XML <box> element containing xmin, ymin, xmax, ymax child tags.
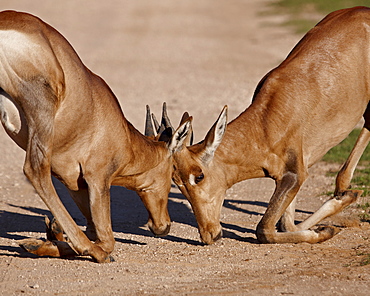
<box><xmin>30</xmin><ymin>284</ymin><xmax>39</xmax><ymax>289</ymax></box>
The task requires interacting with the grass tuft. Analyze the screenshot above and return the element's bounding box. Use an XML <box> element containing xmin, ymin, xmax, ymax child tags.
<box><xmin>323</xmin><ymin>129</ymin><xmax>370</xmax><ymax>201</ymax></box>
<box><xmin>323</xmin><ymin>129</ymin><xmax>370</xmax><ymax>163</ymax></box>
<box><xmin>269</xmin><ymin>0</ymin><xmax>370</xmax><ymax>33</ymax></box>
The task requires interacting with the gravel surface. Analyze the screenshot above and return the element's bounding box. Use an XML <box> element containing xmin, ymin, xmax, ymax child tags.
<box><xmin>1</xmin><ymin>1</ymin><xmax>369</xmax><ymax>295</ymax></box>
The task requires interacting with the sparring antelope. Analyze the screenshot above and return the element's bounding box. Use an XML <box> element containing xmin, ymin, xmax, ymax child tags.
<box><xmin>168</xmin><ymin>6</ymin><xmax>370</xmax><ymax>245</ymax></box>
<box><xmin>0</xmin><ymin>10</ymin><xmax>180</xmax><ymax>262</ymax></box>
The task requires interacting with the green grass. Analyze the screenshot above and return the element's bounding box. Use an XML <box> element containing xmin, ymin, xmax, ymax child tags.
<box><xmin>271</xmin><ymin>0</ymin><xmax>370</xmax><ymax>14</ymax></box>
<box><xmin>269</xmin><ymin>0</ymin><xmax>370</xmax><ymax>33</ymax></box>
<box><xmin>360</xmin><ymin>254</ymin><xmax>370</xmax><ymax>266</ymax></box>
<box><xmin>358</xmin><ymin>201</ymin><xmax>370</xmax><ymax>222</ymax></box>
<box><xmin>323</xmin><ymin>129</ymin><xmax>370</xmax><ymax>163</ymax></box>
<box><xmin>322</xmin><ymin>129</ymin><xmax>370</xmax><ymax>211</ymax></box>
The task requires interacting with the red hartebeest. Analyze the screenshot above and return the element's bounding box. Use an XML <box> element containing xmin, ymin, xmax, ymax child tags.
<box><xmin>0</xmin><ymin>10</ymin><xmax>181</xmax><ymax>262</ymax></box>
<box><xmin>168</xmin><ymin>7</ymin><xmax>370</xmax><ymax>245</ymax></box>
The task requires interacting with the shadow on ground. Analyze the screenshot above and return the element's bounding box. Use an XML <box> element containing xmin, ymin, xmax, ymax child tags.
<box><xmin>0</xmin><ymin>177</ymin><xmax>299</xmax><ymax>256</ymax></box>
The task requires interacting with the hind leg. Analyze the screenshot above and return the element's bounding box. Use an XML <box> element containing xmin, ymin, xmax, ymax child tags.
<box><xmin>20</xmin><ymin>134</ymin><xmax>112</xmax><ymax>262</ymax></box>
<box><xmin>44</xmin><ymin>186</ymin><xmax>98</xmax><ymax>244</ymax></box>
<box><xmin>16</xmin><ymin>90</ymin><xmax>111</xmax><ymax>262</ymax></box>
<box><xmin>65</xmin><ymin>173</ymin><xmax>114</xmax><ymax>254</ymax></box>
<box><xmin>335</xmin><ymin>105</ymin><xmax>370</xmax><ymax>195</ymax></box>
<box><xmin>67</xmin><ymin>185</ymin><xmax>98</xmax><ymax>241</ymax></box>
<box><xmin>334</xmin><ymin>130</ymin><xmax>370</xmax><ymax>196</ymax></box>
<box><xmin>296</xmin><ymin>114</ymin><xmax>370</xmax><ymax>231</ymax></box>
<box><xmin>22</xmin><ymin>176</ymin><xmax>113</xmax><ymax>260</ymax></box>
<box><xmin>20</xmin><ymin>216</ymin><xmax>77</xmax><ymax>258</ymax></box>
<box><xmin>47</xmin><ymin>174</ymin><xmax>100</xmax><ymax>242</ymax></box>
<box><xmin>19</xmin><ymin>130</ymin><xmax>96</xmax><ymax>259</ymax></box>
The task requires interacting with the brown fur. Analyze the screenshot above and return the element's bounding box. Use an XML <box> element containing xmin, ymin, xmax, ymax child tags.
<box><xmin>170</xmin><ymin>7</ymin><xmax>370</xmax><ymax>245</ymax></box>
<box><xmin>0</xmin><ymin>11</ymin><xmax>175</xmax><ymax>262</ymax></box>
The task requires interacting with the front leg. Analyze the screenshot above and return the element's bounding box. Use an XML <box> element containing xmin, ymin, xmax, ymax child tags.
<box><xmin>278</xmin><ymin>197</ymin><xmax>297</xmax><ymax>232</ymax></box>
<box><xmin>67</xmin><ymin>187</ymin><xmax>97</xmax><ymax>241</ymax></box>
<box><xmin>84</xmin><ymin>177</ymin><xmax>115</xmax><ymax>257</ymax></box>
<box><xmin>257</xmin><ymin>172</ymin><xmax>337</xmax><ymax>244</ymax></box>
<box><xmin>335</xmin><ymin>127</ymin><xmax>370</xmax><ymax>196</ymax></box>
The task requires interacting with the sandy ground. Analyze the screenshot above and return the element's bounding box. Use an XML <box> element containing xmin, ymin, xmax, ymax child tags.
<box><xmin>1</xmin><ymin>0</ymin><xmax>370</xmax><ymax>295</ymax></box>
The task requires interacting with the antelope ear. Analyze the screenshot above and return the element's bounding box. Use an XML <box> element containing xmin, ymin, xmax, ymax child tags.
<box><xmin>201</xmin><ymin>106</ymin><xmax>228</xmax><ymax>165</ymax></box>
<box><xmin>168</xmin><ymin>117</ymin><xmax>193</xmax><ymax>154</ymax></box>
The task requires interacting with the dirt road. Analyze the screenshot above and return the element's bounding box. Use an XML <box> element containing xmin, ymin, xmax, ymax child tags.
<box><xmin>1</xmin><ymin>1</ymin><xmax>369</xmax><ymax>295</ymax></box>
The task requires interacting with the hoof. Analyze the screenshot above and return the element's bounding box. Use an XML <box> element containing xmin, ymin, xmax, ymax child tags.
<box><xmin>19</xmin><ymin>238</ymin><xmax>77</xmax><ymax>258</ymax></box>
<box><xmin>150</xmin><ymin>223</ymin><xmax>171</xmax><ymax>237</ymax></box>
<box><xmin>315</xmin><ymin>225</ymin><xmax>340</xmax><ymax>242</ymax></box>
<box><xmin>93</xmin><ymin>254</ymin><xmax>115</xmax><ymax>263</ymax></box>
<box><xmin>335</xmin><ymin>189</ymin><xmax>363</xmax><ymax>203</ymax></box>
<box><xmin>19</xmin><ymin>238</ymin><xmax>60</xmax><ymax>257</ymax></box>
<box><xmin>45</xmin><ymin>216</ymin><xmax>65</xmax><ymax>242</ymax></box>
<box><xmin>200</xmin><ymin>229</ymin><xmax>223</xmax><ymax>245</ymax></box>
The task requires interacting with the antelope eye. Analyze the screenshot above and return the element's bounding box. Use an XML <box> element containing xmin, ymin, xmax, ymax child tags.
<box><xmin>195</xmin><ymin>173</ymin><xmax>204</xmax><ymax>184</ymax></box>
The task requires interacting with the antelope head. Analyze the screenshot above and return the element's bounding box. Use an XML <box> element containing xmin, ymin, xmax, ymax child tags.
<box><xmin>143</xmin><ymin>102</ymin><xmax>195</xmax><ymax>237</ymax></box>
<box><xmin>169</xmin><ymin>106</ymin><xmax>228</xmax><ymax>245</ymax></box>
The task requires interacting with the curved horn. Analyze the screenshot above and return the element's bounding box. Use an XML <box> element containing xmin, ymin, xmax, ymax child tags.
<box><xmin>160</xmin><ymin>102</ymin><xmax>174</xmax><ymax>134</ymax></box>
<box><xmin>151</xmin><ymin>113</ymin><xmax>160</xmax><ymax>132</ymax></box>
<box><xmin>145</xmin><ymin>105</ymin><xmax>155</xmax><ymax>137</ymax></box>
<box><xmin>146</xmin><ymin>102</ymin><xmax>176</xmax><ymax>143</ymax></box>
<box><xmin>179</xmin><ymin>112</ymin><xmax>193</xmax><ymax>145</ymax></box>
<box><xmin>155</xmin><ymin>102</ymin><xmax>174</xmax><ymax>142</ymax></box>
